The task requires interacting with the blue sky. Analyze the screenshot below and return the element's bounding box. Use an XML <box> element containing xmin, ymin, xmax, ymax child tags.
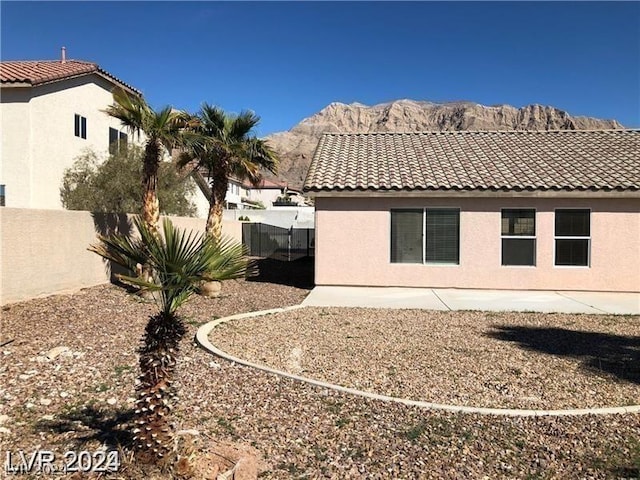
<box><xmin>2</xmin><ymin>1</ymin><xmax>639</xmax><ymax>135</ymax></box>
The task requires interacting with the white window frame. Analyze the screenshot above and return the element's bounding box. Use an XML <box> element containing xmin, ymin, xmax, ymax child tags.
<box><xmin>553</xmin><ymin>208</ymin><xmax>591</xmax><ymax>268</ymax></box>
<box><xmin>500</xmin><ymin>208</ymin><xmax>537</xmax><ymax>268</ymax></box>
<box><xmin>389</xmin><ymin>207</ymin><xmax>461</xmax><ymax>266</ymax></box>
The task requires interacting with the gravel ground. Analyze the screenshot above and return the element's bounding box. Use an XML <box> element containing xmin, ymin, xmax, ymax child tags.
<box><xmin>1</xmin><ymin>272</ymin><xmax>640</xmax><ymax>479</ymax></box>
<box><xmin>211</xmin><ymin>307</ymin><xmax>640</xmax><ymax>410</ymax></box>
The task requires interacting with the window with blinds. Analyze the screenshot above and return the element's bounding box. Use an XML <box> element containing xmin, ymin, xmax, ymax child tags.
<box><xmin>390</xmin><ymin>208</ymin><xmax>460</xmax><ymax>264</ymax></box>
<box><xmin>425</xmin><ymin>209</ymin><xmax>459</xmax><ymax>263</ymax></box>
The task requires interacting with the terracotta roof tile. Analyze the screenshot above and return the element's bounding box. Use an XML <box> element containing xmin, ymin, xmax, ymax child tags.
<box><xmin>0</xmin><ymin>60</ymin><xmax>140</xmax><ymax>94</ymax></box>
<box><xmin>303</xmin><ymin>130</ymin><xmax>640</xmax><ymax>193</ymax></box>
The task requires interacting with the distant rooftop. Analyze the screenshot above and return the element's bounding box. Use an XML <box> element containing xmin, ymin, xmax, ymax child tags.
<box><xmin>0</xmin><ymin>59</ymin><xmax>140</xmax><ymax>95</ymax></box>
<box><xmin>304</xmin><ymin>129</ymin><xmax>640</xmax><ymax>193</ymax></box>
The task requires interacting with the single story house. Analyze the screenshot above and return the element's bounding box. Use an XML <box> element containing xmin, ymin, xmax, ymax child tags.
<box><xmin>303</xmin><ymin>130</ymin><xmax>639</xmax><ymax>292</ymax></box>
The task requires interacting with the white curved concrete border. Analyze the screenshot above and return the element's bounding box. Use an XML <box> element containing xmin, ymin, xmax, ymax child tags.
<box><xmin>196</xmin><ymin>306</ymin><xmax>640</xmax><ymax>417</ymax></box>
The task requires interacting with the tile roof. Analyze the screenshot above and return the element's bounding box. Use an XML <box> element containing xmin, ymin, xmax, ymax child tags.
<box><xmin>240</xmin><ymin>178</ymin><xmax>288</xmax><ymax>190</ymax></box>
<box><xmin>0</xmin><ymin>60</ymin><xmax>140</xmax><ymax>94</ymax></box>
<box><xmin>303</xmin><ymin>130</ymin><xmax>640</xmax><ymax>193</ymax></box>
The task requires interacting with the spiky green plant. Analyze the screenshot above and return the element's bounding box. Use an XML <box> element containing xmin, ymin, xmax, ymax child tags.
<box><xmin>89</xmin><ymin>217</ymin><xmax>253</xmax><ymax>463</ymax></box>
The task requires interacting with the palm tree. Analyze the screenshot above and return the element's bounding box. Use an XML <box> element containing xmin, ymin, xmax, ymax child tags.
<box><xmin>180</xmin><ymin>104</ymin><xmax>278</xmax><ymax>240</ymax></box>
<box><xmin>105</xmin><ymin>88</ymin><xmax>190</xmax><ymax>237</ymax></box>
<box><xmin>89</xmin><ymin>217</ymin><xmax>253</xmax><ymax>463</ymax></box>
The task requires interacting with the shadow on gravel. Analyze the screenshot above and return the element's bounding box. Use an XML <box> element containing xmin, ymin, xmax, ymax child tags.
<box><xmin>247</xmin><ymin>257</ymin><xmax>314</xmax><ymax>290</ymax></box>
<box><xmin>36</xmin><ymin>406</ymin><xmax>134</xmax><ymax>451</ymax></box>
<box><xmin>487</xmin><ymin>326</ymin><xmax>640</xmax><ymax>384</ymax></box>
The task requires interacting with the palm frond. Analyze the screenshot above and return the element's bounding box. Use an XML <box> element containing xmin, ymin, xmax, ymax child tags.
<box><xmin>200</xmin><ymin>104</ymin><xmax>227</xmax><ymax>138</ymax></box>
<box><xmin>204</xmin><ymin>235</ymin><xmax>257</xmax><ymax>281</ymax></box>
<box><xmin>104</xmin><ymin>87</ymin><xmax>149</xmax><ymax>137</ymax></box>
<box><xmin>88</xmin><ymin>220</ymin><xmax>148</xmax><ymax>273</ymax></box>
<box><xmin>89</xmin><ymin>216</ymin><xmax>251</xmax><ymax>315</ymax></box>
<box><xmin>229</xmin><ymin>110</ymin><xmax>260</xmax><ymax>140</ymax></box>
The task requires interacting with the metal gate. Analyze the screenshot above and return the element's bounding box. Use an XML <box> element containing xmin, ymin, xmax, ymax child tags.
<box><xmin>242</xmin><ymin>223</ymin><xmax>315</xmax><ymax>261</ymax></box>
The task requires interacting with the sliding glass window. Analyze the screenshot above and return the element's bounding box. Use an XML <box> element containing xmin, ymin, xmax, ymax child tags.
<box><xmin>391</xmin><ymin>208</ymin><xmax>460</xmax><ymax>264</ymax></box>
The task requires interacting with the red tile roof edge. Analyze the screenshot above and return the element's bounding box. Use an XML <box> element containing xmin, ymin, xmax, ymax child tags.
<box><xmin>0</xmin><ymin>60</ymin><xmax>141</xmax><ymax>95</ymax></box>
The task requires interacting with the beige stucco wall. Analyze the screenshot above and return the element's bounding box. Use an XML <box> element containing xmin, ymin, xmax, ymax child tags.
<box><xmin>314</xmin><ymin>196</ymin><xmax>640</xmax><ymax>292</ymax></box>
<box><xmin>0</xmin><ymin>89</ymin><xmax>33</xmax><ymax>207</ymax></box>
<box><xmin>1</xmin><ymin>75</ymin><xmax>140</xmax><ymax>209</ymax></box>
<box><xmin>0</xmin><ymin>208</ymin><xmax>242</xmax><ymax>305</ymax></box>
<box><xmin>187</xmin><ymin>177</ymin><xmax>210</xmax><ymax>218</ymax></box>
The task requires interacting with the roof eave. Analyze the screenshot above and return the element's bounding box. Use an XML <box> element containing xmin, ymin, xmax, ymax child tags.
<box><xmin>1</xmin><ymin>70</ymin><xmax>141</xmax><ymax>96</ymax></box>
<box><xmin>305</xmin><ymin>189</ymin><xmax>640</xmax><ymax>199</ymax></box>
<box><xmin>0</xmin><ymin>81</ymin><xmax>32</xmax><ymax>88</ymax></box>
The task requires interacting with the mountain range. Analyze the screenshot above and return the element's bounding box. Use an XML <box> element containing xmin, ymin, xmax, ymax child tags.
<box><xmin>264</xmin><ymin>100</ymin><xmax>623</xmax><ymax>189</ymax></box>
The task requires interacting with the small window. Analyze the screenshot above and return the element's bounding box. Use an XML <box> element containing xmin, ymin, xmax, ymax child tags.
<box><xmin>501</xmin><ymin>209</ymin><xmax>536</xmax><ymax>266</ymax></box>
<box><xmin>390</xmin><ymin>208</ymin><xmax>460</xmax><ymax>264</ymax></box>
<box><xmin>119</xmin><ymin>131</ymin><xmax>128</xmax><ymax>151</ymax></box>
<box><xmin>74</xmin><ymin>114</ymin><xmax>87</xmax><ymax>139</ymax></box>
<box><xmin>0</xmin><ymin>184</ymin><xmax>5</xmax><ymax>207</ymax></box>
<box><xmin>109</xmin><ymin>128</ymin><xmax>128</xmax><ymax>154</ymax></box>
<box><xmin>555</xmin><ymin>209</ymin><xmax>590</xmax><ymax>267</ymax></box>
<box><xmin>108</xmin><ymin>128</ymin><xmax>118</xmax><ymax>154</ymax></box>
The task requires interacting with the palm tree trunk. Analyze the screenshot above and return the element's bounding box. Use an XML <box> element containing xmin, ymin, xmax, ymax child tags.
<box><xmin>133</xmin><ymin>312</ymin><xmax>185</xmax><ymax>463</ymax></box>
<box><xmin>206</xmin><ymin>176</ymin><xmax>228</xmax><ymax>241</ymax></box>
<box><xmin>142</xmin><ymin>140</ymin><xmax>161</xmax><ymax>238</ymax></box>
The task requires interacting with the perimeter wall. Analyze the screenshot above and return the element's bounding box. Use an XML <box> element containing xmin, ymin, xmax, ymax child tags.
<box><xmin>0</xmin><ymin>208</ymin><xmax>242</xmax><ymax>305</ymax></box>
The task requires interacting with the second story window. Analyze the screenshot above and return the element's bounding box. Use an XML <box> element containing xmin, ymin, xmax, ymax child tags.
<box><xmin>74</xmin><ymin>114</ymin><xmax>87</xmax><ymax>139</ymax></box>
<box><xmin>109</xmin><ymin>128</ymin><xmax>128</xmax><ymax>154</ymax></box>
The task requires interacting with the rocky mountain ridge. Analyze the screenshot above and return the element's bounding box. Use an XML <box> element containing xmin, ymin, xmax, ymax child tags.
<box><xmin>265</xmin><ymin>99</ymin><xmax>623</xmax><ymax>188</ymax></box>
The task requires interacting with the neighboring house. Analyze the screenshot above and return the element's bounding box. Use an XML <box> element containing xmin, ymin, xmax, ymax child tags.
<box><xmin>304</xmin><ymin>130</ymin><xmax>640</xmax><ymax>292</ymax></box>
<box><xmin>193</xmin><ymin>171</ymin><xmax>305</xmax><ymax>210</ymax></box>
<box><xmin>241</xmin><ymin>178</ymin><xmax>305</xmax><ymax>208</ymax></box>
<box><xmin>0</xmin><ymin>55</ymin><xmax>142</xmax><ymax>209</ymax></box>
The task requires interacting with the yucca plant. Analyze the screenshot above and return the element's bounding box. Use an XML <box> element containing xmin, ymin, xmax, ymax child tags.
<box><xmin>89</xmin><ymin>217</ymin><xmax>254</xmax><ymax>463</ymax></box>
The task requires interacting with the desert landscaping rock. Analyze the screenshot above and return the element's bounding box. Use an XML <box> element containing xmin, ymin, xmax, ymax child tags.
<box><xmin>211</xmin><ymin>307</ymin><xmax>640</xmax><ymax>411</ymax></box>
<box><xmin>45</xmin><ymin>346</ymin><xmax>71</xmax><ymax>361</ymax></box>
<box><xmin>2</xmin><ymin>280</ymin><xmax>639</xmax><ymax>478</ymax></box>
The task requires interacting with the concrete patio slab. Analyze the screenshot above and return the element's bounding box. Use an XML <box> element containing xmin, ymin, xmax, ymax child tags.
<box><xmin>301</xmin><ymin>286</ymin><xmax>449</xmax><ymax>310</ymax></box>
<box><xmin>302</xmin><ymin>286</ymin><xmax>640</xmax><ymax>315</ymax></box>
<box><xmin>560</xmin><ymin>291</ymin><xmax>640</xmax><ymax>315</ymax></box>
<box><xmin>434</xmin><ymin>289</ymin><xmax>604</xmax><ymax>314</ymax></box>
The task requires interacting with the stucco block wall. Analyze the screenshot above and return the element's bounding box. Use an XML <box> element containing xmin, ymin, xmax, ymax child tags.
<box><xmin>314</xmin><ymin>196</ymin><xmax>640</xmax><ymax>292</ymax></box>
<box><xmin>0</xmin><ymin>208</ymin><xmax>242</xmax><ymax>305</ymax></box>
